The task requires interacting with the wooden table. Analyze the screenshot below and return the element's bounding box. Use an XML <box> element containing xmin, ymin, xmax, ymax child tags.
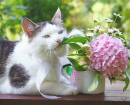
<box><xmin>0</xmin><ymin>79</ymin><xmax>130</xmax><ymax>105</ymax></box>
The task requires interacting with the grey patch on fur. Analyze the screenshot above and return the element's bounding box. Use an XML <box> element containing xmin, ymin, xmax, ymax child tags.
<box><xmin>0</xmin><ymin>40</ymin><xmax>18</xmax><ymax>77</ymax></box>
<box><xmin>37</xmin><ymin>21</ymin><xmax>54</xmax><ymax>26</ymax></box>
<box><xmin>9</xmin><ymin>64</ymin><xmax>30</xmax><ymax>88</ymax></box>
<box><xmin>28</xmin><ymin>21</ymin><xmax>54</xmax><ymax>43</ymax></box>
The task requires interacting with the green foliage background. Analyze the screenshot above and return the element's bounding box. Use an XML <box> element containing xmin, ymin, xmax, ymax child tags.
<box><xmin>0</xmin><ymin>0</ymin><xmax>130</xmax><ymax>41</ymax></box>
<box><xmin>0</xmin><ymin>0</ymin><xmax>130</xmax><ymax>77</ymax></box>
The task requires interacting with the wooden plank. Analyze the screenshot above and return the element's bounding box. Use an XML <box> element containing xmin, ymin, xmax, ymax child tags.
<box><xmin>0</xmin><ymin>91</ymin><xmax>130</xmax><ymax>105</ymax></box>
<box><xmin>0</xmin><ymin>79</ymin><xmax>130</xmax><ymax>105</ymax></box>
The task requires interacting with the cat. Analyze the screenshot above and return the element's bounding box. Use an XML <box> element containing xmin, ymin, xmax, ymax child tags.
<box><xmin>0</xmin><ymin>8</ymin><xmax>79</xmax><ymax>96</ymax></box>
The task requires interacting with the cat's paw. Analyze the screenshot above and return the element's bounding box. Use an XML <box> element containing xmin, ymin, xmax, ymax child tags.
<box><xmin>64</xmin><ymin>87</ymin><xmax>79</xmax><ymax>95</ymax></box>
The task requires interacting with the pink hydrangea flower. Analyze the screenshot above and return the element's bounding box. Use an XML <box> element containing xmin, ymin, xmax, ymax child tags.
<box><xmin>89</xmin><ymin>34</ymin><xmax>129</xmax><ymax>78</ymax></box>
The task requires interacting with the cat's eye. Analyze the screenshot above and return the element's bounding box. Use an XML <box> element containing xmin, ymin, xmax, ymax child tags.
<box><xmin>43</xmin><ymin>35</ymin><xmax>50</xmax><ymax>38</ymax></box>
<box><xmin>58</xmin><ymin>30</ymin><xmax>64</xmax><ymax>34</ymax></box>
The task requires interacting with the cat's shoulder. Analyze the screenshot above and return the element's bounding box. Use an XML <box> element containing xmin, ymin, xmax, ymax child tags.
<box><xmin>0</xmin><ymin>39</ymin><xmax>18</xmax><ymax>45</ymax></box>
<box><xmin>0</xmin><ymin>39</ymin><xmax>19</xmax><ymax>56</ymax></box>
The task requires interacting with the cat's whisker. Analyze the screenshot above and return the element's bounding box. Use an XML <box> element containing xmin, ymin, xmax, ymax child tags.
<box><xmin>39</xmin><ymin>48</ymin><xmax>47</xmax><ymax>61</ymax></box>
<box><xmin>53</xmin><ymin>49</ymin><xmax>58</xmax><ymax>57</ymax></box>
<box><xmin>45</xmin><ymin>52</ymin><xmax>49</xmax><ymax>62</ymax></box>
<box><xmin>40</xmin><ymin>47</ymin><xmax>48</xmax><ymax>62</ymax></box>
<box><xmin>49</xmin><ymin>50</ymin><xmax>53</xmax><ymax>63</ymax></box>
<box><xmin>45</xmin><ymin>50</ymin><xmax>50</xmax><ymax>59</ymax></box>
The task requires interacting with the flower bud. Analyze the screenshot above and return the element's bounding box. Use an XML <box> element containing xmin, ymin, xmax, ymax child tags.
<box><xmin>67</xmin><ymin>56</ymin><xmax>89</xmax><ymax>65</ymax></box>
<box><xmin>83</xmin><ymin>65</ymin><xmax>89</xmax><ymax>70</ymax></box>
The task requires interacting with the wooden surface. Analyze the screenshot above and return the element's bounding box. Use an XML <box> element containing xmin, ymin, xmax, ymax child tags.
<box><xmin>0</xmin><ymin>79</ymin><xmax>130</xmax><ymax>105</ymax></box>
<box><xmin>0</xmin><ymin>91</ymin><xmax>130</xmax><ymax>105</ymax></box>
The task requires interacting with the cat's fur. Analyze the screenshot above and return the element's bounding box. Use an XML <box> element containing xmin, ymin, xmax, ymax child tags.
<box><xmin>0</xmin><ymin>8</ymin><xmax>78</xmax><ymax>95</ymax></box>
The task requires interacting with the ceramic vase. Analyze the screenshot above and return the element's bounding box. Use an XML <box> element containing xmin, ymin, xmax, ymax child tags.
<box><xmin>75</xmin><ymin>70</ymin><xmax>105</xmax><ymax>94</ymax></box>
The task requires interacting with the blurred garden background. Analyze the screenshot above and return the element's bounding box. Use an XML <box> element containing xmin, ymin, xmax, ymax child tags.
<box><xmin>0</xmin><ymin>0</ymin><xmax>130</xmax><ymax>41</ymax></box>
<box><xmin>0</xmin><ymin>0</ymin><xmax>130</xmax><ymax>90</ymax></box>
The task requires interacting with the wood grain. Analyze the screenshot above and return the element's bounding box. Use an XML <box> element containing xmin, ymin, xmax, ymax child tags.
<box><xmin>0</xmin><ymin>79</ymin><xmax>130</xmax><ymax>105</ymax></box>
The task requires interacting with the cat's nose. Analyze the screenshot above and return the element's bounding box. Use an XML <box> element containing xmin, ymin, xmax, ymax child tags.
<box><xmin>56</xmin><ymin>39</ymin><xmax>61</xmax><ymax>44</ymax></box>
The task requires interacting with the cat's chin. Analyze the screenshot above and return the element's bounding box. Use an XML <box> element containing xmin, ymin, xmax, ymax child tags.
<box><xmin>54</xmin><ymin>45</ymin><xmax>68</xmax><ymax>57</ymax></box>
<box><xmin>54</xmin><ymin>45</ymin><xmax>62</xmax><ymax>50</ymax></box>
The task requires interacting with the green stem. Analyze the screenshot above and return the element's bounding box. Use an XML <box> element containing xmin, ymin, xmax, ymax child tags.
<box><xmin>112</xmin><ymin>16</ymin><xmax>118</xmax><ymax>27</ymax></box>
<box><xmin>92</xmin><ymin>21</ymin><xmax>95</xmax><ymax>28</ymax></box>
<box><xmin>107</xmin><ymin>23</ymin><xmax>109</xmax><ymax>32</ymax></box>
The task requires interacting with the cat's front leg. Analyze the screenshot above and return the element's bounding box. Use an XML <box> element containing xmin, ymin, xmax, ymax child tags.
<box><xmin>41</xmin><ymin>81</ymin><xmax>79</xmax><ymax>95</ymax></box>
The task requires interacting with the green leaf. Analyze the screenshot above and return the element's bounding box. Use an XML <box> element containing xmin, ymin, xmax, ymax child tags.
<box><xmin>123</xmin><ymin>77</ymin><xmax>129</xmax><ymax>92</ymax></box>
<box><xmin>126</xmin><ymin>70</ymin><xmax>130</xmax><ymax>78</ymax></box>
<box><xmin>109</xmin><ymin>77</ymin><xmax>116</xmax><ymax>84</ymax></box>
<box><xmin>69</xmin><ymin>34</ymin><xmax>82</xmax><ymax>37</ymax></box>
<box><xmin>61</xmin><ymin>37</ymin><xmax>89</xmax><ymax>45</ymax></box>
<box><xmin>125</xmin><ymin>45</ymin><xmax>130</xmax><ymax>49</ymax></box>
<box><xmin>68</xmin><ymin>53</ymin><xmax>85</xmax><ymax>56</ymax></box>
<box><xmin>126</xmin><ymin>60</ymin><xmax>130</xmax><ymax>77</ymax></box>
<box><xmin>60</xmin><ymin>37</ymin><xmax>69</xmax><ymax>45</ymax></box>
<box><xmin>88</xmin><ymin>72</ymin><xmax>100</xmax><ymax>92</ymax></box>
<box><xmin>116</xmin><ymin>35</ymin><xmax>125</xmax><ymax>40</ymax></box>
<box><xmin>67</xmin><ymin>58</ymin><xmax>86</xmax><ymax>71</ymax></box>
<box><xmin>122</xmin><ymin>71</ymin><xmax>130</xmax><ymax>92</ymax></box>
<box><xmin>69</xmin><ymin>43</ymin><xmax>81</xmax><ymax>50</ymax></box>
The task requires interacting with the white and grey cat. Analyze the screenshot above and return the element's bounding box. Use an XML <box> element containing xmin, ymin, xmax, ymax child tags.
<box><xmin>0</xmin><ymin>8</ymin><xmax>78</xmax><ymax>96</ymax></box>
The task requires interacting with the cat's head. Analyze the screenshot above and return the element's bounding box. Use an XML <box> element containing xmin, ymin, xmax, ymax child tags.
<box><xmin>21</xmin><ymin>8</ymin><xmax>68</xmax><ymax>58</ymax></box>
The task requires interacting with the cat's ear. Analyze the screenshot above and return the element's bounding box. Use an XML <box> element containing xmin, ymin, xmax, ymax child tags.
<box><xmin>22</xmin><ymin>17</ymin><xmax>37</xmax><ymax>37</ymax></box>
<box><xmin>51</xmin><ymin>8</ymin><xmax>62</xmax><ymax>25</ymax></box>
